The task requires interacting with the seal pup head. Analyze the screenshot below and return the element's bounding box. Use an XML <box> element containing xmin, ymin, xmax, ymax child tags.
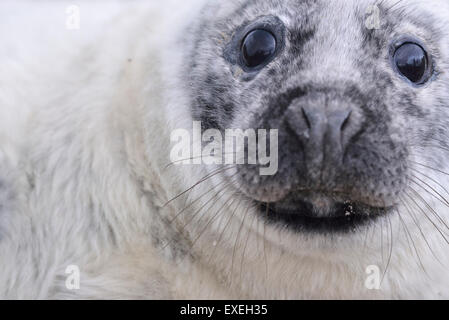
<box><xmin>177</xmin><ymin>0</ymin><xmax>449</xmax><ymax>233</ymax></box>
<box><xmin>162</xmin><ymin>0</ymin><xmax>449</xmax><ymax>297</ymax></box>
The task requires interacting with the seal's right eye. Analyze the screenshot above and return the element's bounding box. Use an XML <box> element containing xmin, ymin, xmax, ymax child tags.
<box><xmin>393</xmin><ymin>42</ymin><xmax>430</xmax><ymax>84</ymax></box>
<box><xmin>242</xmin><ymin>29</ymin><xmax>277</xmax><ymax>68</ymax></box>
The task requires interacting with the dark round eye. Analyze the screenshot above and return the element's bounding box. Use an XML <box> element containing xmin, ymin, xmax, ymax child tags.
<box><xmin>242</xmin><ymin>29</ymin><xmax>277</xmax><ymax>68</ymax></box>
<box><xmin>393</xmin><ymin>43</ymin><xmax>429</xmax><ymax>84</ymax></box>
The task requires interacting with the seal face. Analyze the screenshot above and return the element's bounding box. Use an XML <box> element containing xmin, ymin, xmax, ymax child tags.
<box><xmin>185</xmin><ymin>0</ymin><xmax>446</xmax><ymax>234</ymax></box>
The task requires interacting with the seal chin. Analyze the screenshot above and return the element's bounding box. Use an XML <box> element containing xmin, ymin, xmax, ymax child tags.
<box><xmin>254</xmin><ymin>191</ymin><xmax>393</xmax><ymax>234</ymax></box>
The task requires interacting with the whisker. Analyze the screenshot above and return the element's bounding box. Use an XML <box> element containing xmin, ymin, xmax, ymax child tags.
<box><xmin>407</xmin><ymin>185</ymin><xmax>449</xmax><ymax>236</ymax></box>
<box><xmin>395</xmin><ymin>207</ymin><xmax>428</xmax><ymax>275</ymax></box>
<box><xmin>180</xmin><ymin>183</ymin><xmax>236</xmax><ymax>234</ymax></box>
<box><xmin>407</xmin><ymin>137</ymin><xmax>449</xmax><ymax>153</ymax></box>
<box><xmin>409</xmin><ymin>175</ymin><xmax>449</xmax><ymax>208</ymax></box>
<box><xmin>400</xmin><ymin>196</ymin><xmax>443</xmax><ymax>265</ymax></box>
<box><xmin>409</xmin><ymin>160</ymin><xmax>449</xmax><ymax>177</ymax></box>
<box><xmin>263</xmin><ymin>203</ymin><xmax>269</xmax><ymax>280</ymax></box>
<box><xmin>163</xmin><ymin>152</ymin><xmax>237</xmax><ymax>170</ymax></box>
<box><xmin>397</xmin><ymin>204</ymin><xmax>414</xmax><ymax>257</ymax></box>
<box><xmin>255</xmin><ymin>203</ymin><xmax>261</xmax><ymax>255</ymax></box>
<box><xmin>380</xmin><ymin>216</ymin><xmax>384</xmax><ymax>266</ymax></box>
<box><xmin>190</xmin><ymin>193</ymin><xmax>240</xmax><ymax>251</ymax></box>
<box><xmin>381</xmin><ymin>214</ymin><xmax>394</xmax><ymax>284</ymax></box>
<box><xmin>386</xmin><ymin>0</ymin><xmax>405</xmax><ymax>12</ymax></box>
<box><xmin>163</xmin><ymin>165</ymin><xmax>236</xmax><ymax>207</ymax></box>
<box><xmin>206</xmin><ymin>194</ymin><xmax>245</xmax><ymax>266</ymax></box>
<box><xmin>168</xmin><ymin>172</ymin><xmax>238</xmax><ymax>224</ymax></box>
<box><xmin>229</xmin><ymin>202</ymin><xmax>251</xmax><ymax>283</ymax></box>
<box><xmin>240</xmin><ymin>204</ymin><xmax>258</xmax><ymax>284</ymax></box>
<box><xmin>162</xmin><ymin>180</ymin><xmax>235</xmax><ymax>250</ymax></box>
<box><xmin>362</xmin><ymin>218</ymin><xmax>372</xmax><ymax>257</ymax></box>
<box><xmin>410</xmin><ymin>167</ymin><xmax>449</xmax><ymax>200</ymax></box>
<box><xmin>404</xmin><ymin>189</ymin><xmax>449</xmax><ymax>245</ymax></box>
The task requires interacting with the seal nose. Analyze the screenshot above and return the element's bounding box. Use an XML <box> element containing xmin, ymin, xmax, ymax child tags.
<box><xmin>300</xmin><ymin>105</ymin><xmax>353</xmax><ymax>174</ymax></box>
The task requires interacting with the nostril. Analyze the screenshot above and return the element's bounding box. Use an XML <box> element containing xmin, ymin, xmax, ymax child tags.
<box><xmin>340</xmin><ymin>110</ymin><xmax>352</xmax><ymax>133</ymax></box>
<box><xmin>337</xmin><ymin>109</ymin><xmax>354</xmax><ymax>157</ymax></box>
<box><xmin>301</xmin><ymin>106</ymin><xmax>312</xmax><ymax>130</ymax></box>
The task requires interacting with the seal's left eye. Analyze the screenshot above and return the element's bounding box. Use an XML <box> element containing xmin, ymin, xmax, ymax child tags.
<box><xmin>393</xmin><ymin>43</ymin><xmax>429</xmax><ymax>84</ymax></box>
<box><xmin>242</xmin><ymin>29</ymin><xmax>277</xmax><ymax>68</ymax></box>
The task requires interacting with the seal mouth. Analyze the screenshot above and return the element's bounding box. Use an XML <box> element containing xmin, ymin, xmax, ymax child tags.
<box><xmin>256</xmin><ymin>192</ymin><xmax>391</xmax><ymax>234</ymax></box>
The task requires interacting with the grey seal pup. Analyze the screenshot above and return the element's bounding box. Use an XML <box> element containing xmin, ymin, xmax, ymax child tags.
<box><xmin>1</xmin><ymin>0</ymin><xmax>449</xmax><ymax>299</ymax></box>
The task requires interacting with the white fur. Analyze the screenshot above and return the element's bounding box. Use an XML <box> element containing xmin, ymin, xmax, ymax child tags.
<box><xmin>1</xmin><ymin>0</ymin><xmax>449</xmax><ymax>299</ymax></box>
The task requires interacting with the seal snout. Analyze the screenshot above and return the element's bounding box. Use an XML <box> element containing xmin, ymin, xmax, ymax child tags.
<box><xmin>234</xmin><ymin>84</ymin><xmax>406</xmax><ymax>233</ymax></box>
<box><xmin>294</xmin><ymin>102</ymin><xmax>355</xmax><ymax>181</ymax></box>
